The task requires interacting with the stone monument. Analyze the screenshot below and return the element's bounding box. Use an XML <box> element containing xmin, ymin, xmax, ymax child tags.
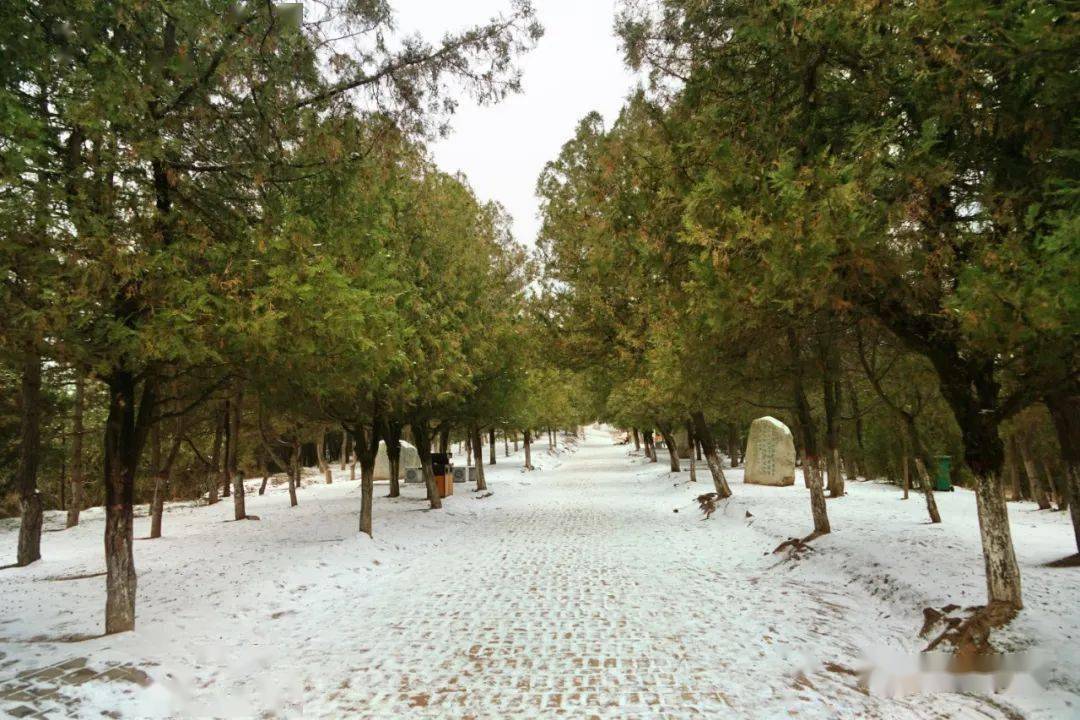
<box><xmin>744</xmin><ymin>416</ymin><xmax>796</xmax><ymax>486</ymax></box>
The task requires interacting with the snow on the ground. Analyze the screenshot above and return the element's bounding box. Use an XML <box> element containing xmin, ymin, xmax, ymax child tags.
<box><xmin>0</xmin><ymin>427</ymin><xmax>1076</xmax><ymax>719</ymax></box>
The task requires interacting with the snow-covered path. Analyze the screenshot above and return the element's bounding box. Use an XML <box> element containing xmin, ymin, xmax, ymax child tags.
<box><xmin>1</xmin><ymin>426</ymin><xmax>1072</xmax><ymax>718</ymax></box>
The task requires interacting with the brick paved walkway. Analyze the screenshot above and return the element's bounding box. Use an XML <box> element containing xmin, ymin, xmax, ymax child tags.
<box><xmin>2</xmin><ymin>430</ymin><xmax>1015</xmax><ymax>718</ymax></box>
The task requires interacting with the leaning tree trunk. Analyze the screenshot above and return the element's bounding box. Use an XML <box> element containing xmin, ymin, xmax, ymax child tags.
<box><xmin>691</xmin><ymin>412</ymin><xmax>731</xmax><ymax>498</ymax></box>
<box><xmin>789</xmin><ymin>330</ymin><xmax>830</xmax><ymax>537</ymax></box>
<box><xmin>66</xmin><ymin>372</ymin><xmax>86</xmax><ymax>528</ymax></box>
<box><xmin>472</xmin><ymin>426</ymin><xmax>488</xmax><ymax>491</ymax></box>
<box><xmin>657</xmin><ymin>425</ymin><xmax>681</xmax><ymax>473</ymax></box>
<box><xmin>1019</xmin><ymin>437</ymin><xmax>1052</xmax><ymax>510</ymax></box>
<box><xmin>16</xmin><ymin>350</ymin><xmax>43</xmax><ymax>567</ymax></box>
<box><xmin>643</xmin><ymin>430</ymin><xmax>657</xmax><ymax>463</ymax></box>
<box><xmin>228</xmin><ymin>387</ymin><xmax>245</xmax><ymax>520</ymax></box>
<box><xmin>523</xmin><ymin>429</ymin><xmax>534</xmax><ymax>470</ymax></box>
<box><xmin>631</xmin><ymin>427</ymin><xmax>641</xmax><ymax>452</ymax></box>
<box><xmin>259</xmin><ymin>459</ymin><xmax>270</xmax><ymax>496</ymax></box>
<box><xmin>411</xmin><ymin>422</ymin><xmax>442</xmax><ymax>510</ymax></box>
<box><xmin>913</xmin><ymin>458</ymin><xmax>943</xmax><ymax>524</ymax></box>
<box><xmin>902</xmin><ymin>417</ymin><xmax>942</xmax><ymax>524</ymax></box>
<box><xmin>1043</xmin><ymin>391</ymin><xmax>1080</xmax><ymax>554</ymax></box>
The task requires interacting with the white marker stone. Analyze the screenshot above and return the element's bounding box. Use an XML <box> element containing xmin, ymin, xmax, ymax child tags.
<box><xmin>744</xmin><ymin>416</ymin><xmax>796</xmax><ymax>486</ymax></box>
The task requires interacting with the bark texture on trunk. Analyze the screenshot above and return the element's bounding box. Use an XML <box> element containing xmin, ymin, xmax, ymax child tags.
<box><xmin>1020</xmin><ymin>439</ymin><xmax>1052</xmax><ymax>510</ymax></box>
<box><xmin>353</xmin><ymin>425</ymin><xmax>380</xmax><ymax>537</ymax></box>
<box><xmin>384</xmin><ymin>421</ymin><xmax>402</xmax><ymax>498</ymax></box>
<box><xmin>489</xmin><ymin>428</ymin><xmax>497</xmax><ymax>465</ymax></box>
<box><xmin>821</xmin><ymin>344</ymin><xmax>844</xmax><ymax>498</ymax></box>
<box><xmin>805</xmin><ymin>459</ymin><xmax>831</xmax><ymax>537</ymax></box>
<box><xmin>902</xmin><ymin>454</ymin><xmax>910</xmax><ymax>500</ymax></box>
<box><xmin>103</xmin><ymin>370</ymin><xmax>153</xmax><ymax>634</ymax></box>
<box><xmin>789</xmin><ymin>330</ymin><xmax>830</xmax><ymax>536</ymax></box>
<box><xmin>913</xmin><ymin>458</ymin><xmax>943</xmax><ymax>524</ymax></box>
<box><xmin>1044</xmin><ymin>391</ymin><xmax>1080</xmax><ymax>554</ymax></box>
<box><xmin>150</xmin><ymin>416</ymin><xmax>184</xmax><ymax>539</ymax></box>
<box><xmin>317</xmin><ymin>432</ymin><xmax>332</xmax><ymax>484</ymax></box>
<box><xmin>66</xmin><ymin>373</ymin><xmax>86</xmax><ymax>528</ymax></box>
<box><xmin>658</xmin><ymin>424</ymin><xmax>680</xmax><ymax>472</ymax></box>
<box><xmin>523</xmin><ymin>429</ymin><xmax>534</xmax><ymax>470</ymax></box>
<box><xmin>472</xmin><ymin>426</ymin><xmax>488</xmax><ymax>491</ymax></box>
<box><xmin>228</xmin><ymin>387</ymin><xmax>245</xmax><ymax>520</ymax></box>
<box><xmin>288</xmin><ymin>443</ymin><xmax>299</xmax><ymax>507</ymax></box>
<box><xmin>632</xmin><ymin>427</ymin><xmax>640</xmax><ymax>452</ymax></box>
<box><xmin>643</xmin><ymin>430</ymin><xmax>657</xmax><ymax>463</ymax></box>
<box><xmin>411</xmin><ymin>421</ymin><xmax>442</xmax><ymax>509</ymax></box>
<box><xmin>220</xmin><ymin>400</ymin><xmax>231</xmax><ymax>499</ymax></box>
<box><xmin>16</xmin><ymin>351</ymin><xmax>43</xmax><ymax>566</ymax></box>
<box><xmin>691</xmin><ymin>412</ymin><xmax>731</xmax><ymax>498</ymax></box>
<box><xmin>207</xmin><ymin>409</ymin><xmax>223</xmax><ymax>505</ymax></box>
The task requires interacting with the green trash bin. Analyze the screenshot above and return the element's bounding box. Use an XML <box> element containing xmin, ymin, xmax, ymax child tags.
<box><xmin>934</xmin><ymin>455</ymin><xmax>953</xmax><ymax>491</ymax></box>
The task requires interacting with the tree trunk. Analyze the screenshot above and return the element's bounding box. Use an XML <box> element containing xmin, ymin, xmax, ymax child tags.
<box><xmin>383</xmin><ymin>421</ymin><xmax>402</xmax><ymax>498</ymax></box>
<box><xmin>643</xmin><ymin>430</ymin><xmax>657</xmax><ymax>462</ymax></box>
<box><xmin>207</xmin><ymin>408</ymin><xmax>223</xmax><ymax>505</ymax></box>
<box><xmin>220</xmin><ymin>400</ymin><xmax>231</xmax><ymax>499</ymax></box>
<box><xmin>16</xmin><ymin>350</ymin><xmax>43</xmax><ymax>566</ymax></box>
<box><xmin>902</xmin><ymin>454</ymin><xmax>910</xmax><ymax>500</ymax></box>
<box><xmin>632</xmin><ymin>427</ymin><xmax>640</xmax><ymax>452</ymax></box>
<box><xmin>805</xmin><ymin>458</ymin><xmax>831</xmax><ymax>537</ymax></box>
<box><xmin>1020</xmin><ymin>438</ymin><xmax>1052</xmax><ymax>510</ymax></box>
<box><xmin>1046</xmin><ymin>459</ymin><xmax>1068</xmax><ymax>512</ymax></box>
<box><xmin>472</xmin><ymin>426</ymin><xmax>488</xmax><ymax>491</ymax></box>
<box><xmin>229</xmin><ymin>387</ymin><xmax>245</xmax><ymax>520</ymax></box>
<box><xmin>340</xmin><ymin>433</ymin><xmax>349</xmax><ymax>471</ymax></box>
<box><xmin>504</xmin><ymin>433</ymin><xmax>509</xmax><ymax>457</ymax></box>
<box><xmin>353</xmin><ymin>426</ymin><xmax>380</xmax><ymax>537</ymax></box>
<box><xmin>913</xmin><ymin>458</ymin><xmax>943</xmax><ymax>524</ymax></box>
<box><xmin>489</xmin><ymin>428</ymin><xmax>497</xmax><ymax>465</ymax></box>
<box><xmin>103</xmin><ymin>370</ymin><xmax>153</xmax><ymax>634</ymax></box>
<box><xmin>150</xmin><ymin>415</ymin><xmax>184</xmax><ymax>538</ymax></box>
<box><xmin>288</xmin><ymin>443</ymin><xmax>299</xmax><ymax>507</ymax></box>
<box><xmin>847</xmin><ymin>376</ymin><xmax>866</xmax><ymax>478</ymax></box>
<box><xmin>66</xmin><ymin>372</ymin><xmax>86</xmax><ymax>528</ymax></box>
<box><xmin>691</xmin><ymin>412</ymin><xmax>731</xmax><ymax>498</ymax></box>
<box><xmin>821</xmin><ymin>343</ymin><xmax>844</xmax><ymax>498</ymax></box>
<box><xmin>317</xmin><ymin>432</ymin><xmax>331</xmax><ymax>484</ymax></box>
<box><xmin>788</xmin><ymin>330</ymin><xmax>830</xmax><ymax>536</ymax></box>
<box><xmin>1006</xmin><ymin>438</ymin><xmax>1024</xmax><ymax>500</ymax></box>
<box><xmin>411</xmin><ymin>421</ymin><xmax>442</xmax><ymax>509</ymax></box>
<box><xmin>657</xmin><ymin>424</ymin><xmax>680</xmax><ymax>472</ymax></box>
<box><xmin>726</xmin><ymin>424</ymin><xmax>738</xmax><ymax>467</ymax></box>
<box><xmin>523</xmin><ymin>429</ymin><xmax>534</xmax><ymax>470</ymax></box>
<box><xmin>438</xmin><ymin>426</ymin><xmax>450</xmax><ymax>455</ymax></box>
<box><xmin>259</xmin><ymin>459</ymin><xmax>270</xmax><ymax>496</ymax></box>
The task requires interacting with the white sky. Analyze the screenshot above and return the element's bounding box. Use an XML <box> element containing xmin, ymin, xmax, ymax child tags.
<box><xmin>390</xmin><ymin>1</ymin><xmax>639</xmax><ymax>247</ymax></box>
